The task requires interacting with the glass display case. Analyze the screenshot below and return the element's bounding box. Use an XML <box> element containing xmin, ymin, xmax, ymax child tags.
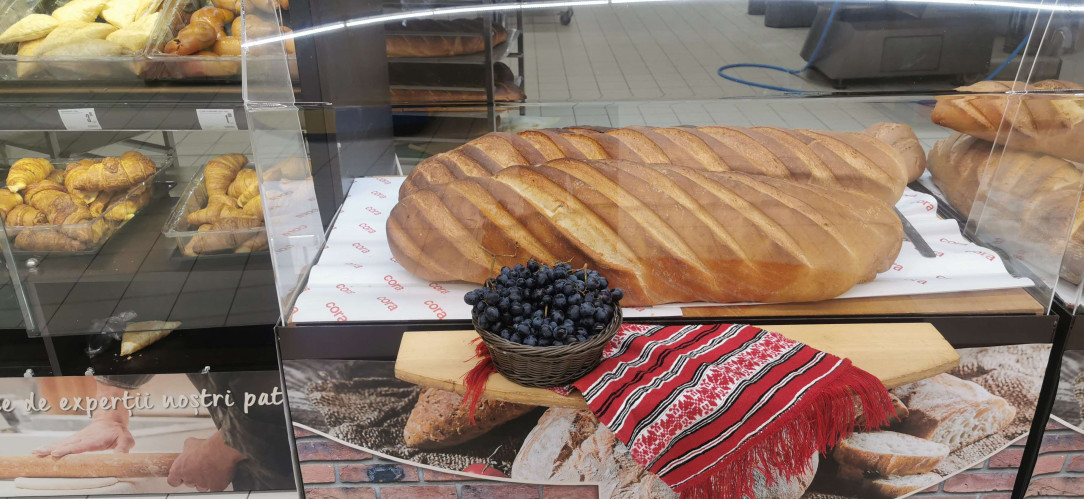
<box><xmin>0</xmin><ymin>0</ymin><xmax>1080</xmax><ymax>496</ymax></box>
<box><xmin>251</xmin><ymin>1</ymin><xmax>1084</xmax><ymax>498</ymax></box>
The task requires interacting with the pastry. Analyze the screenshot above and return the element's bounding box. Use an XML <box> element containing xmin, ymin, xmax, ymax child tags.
<box><xmin>14</xmin><ymin>229</ymin><xmax>85</xmax><ymax>251</ymax></box>
<box><xmin>891</xmin><ymin>373</ymin><xmax>1015</xmax><ymax>451</ymax></box>
<box><xmin>0</xmin><ymin>190</ymin><xmax>23</xmax><ymax>217</ymax></box>
<box><xmin>182</xmin><ymin>217</ymin><xmax>263</xmax><ymax>256</ymax></box>
<box><xmin>186</xmin><ymin>154</ymin><xmax>247</xmax><ymax>225</ymax></box>
<box><xmin>399</xmin><ymin>124</ymin><xmax>923</xmax><ymax>204</ymax></box>
<box><xmin>0</xmin><ymin>14</ymin><xmax>60</xmax><ymax>44</ymax></box>
<box><xmin>402</xmin><ymin>388</ymin><xmax>535</xmax><ymax>449</ymax></box>
<box><xmin>51</xmin><ymin>0</ymin><xmax>108</xmax><ymax>23</ymax></box>
<box><xmin>101</xmin><ymin>0</ymin><xmax>143</xmax><ymax>27</ymax></box>
<box><xmin>389</xmin><ymin>159</ymin><xmax>903</xmax><ymax>306</ymax></box>
<box><xmin>235</xmin><ymin>233</ymin><xmax>268</xmax><ymax>253</ymax></box>
<box><xmin>66</xmin><ymin>151</ymin><xmax>156</xmax><ymax>192</ymax></box>
<box><xmin>931</xmin><ymin>79</ymin><xmax>1084</xmax><ymax>162</ymax></box>
<box><xmin>227</xmin><ymin>168</ymin><xmax>258</xmax><ymax>206</ymax></box>
<box><xmin>40</xmin><ymin>38</ymin><xmax>129</xmax><ymax>57</ymax></box>
<box><xmin>7</xmin><ymin>158</ymin><xmax>54</xmax><ymax>193</ymax></box>
<box><xmin>6</xmin><ymin>204</ymin><xmax>48</xmax><ymax>226</ymax></box>
<box><xmin>104</xmin><ymin>184</ymin><xmax>152</xmax><ymax>222</ymax></box>
<box><xmin>105</xmin><ymin>11</ymin><xmax>158</xmax><ymax>51</ymax></box>
<box><xmin>120</xmin><ymin>320</ymin><xmax>181</xmax><ymax>355</ymax></box>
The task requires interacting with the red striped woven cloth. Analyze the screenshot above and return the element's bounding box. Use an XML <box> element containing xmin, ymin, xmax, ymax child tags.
<box><xmin>571</xmin><ymin>323</ymin><xmax>894</xmax><ymax>499</ymax></box>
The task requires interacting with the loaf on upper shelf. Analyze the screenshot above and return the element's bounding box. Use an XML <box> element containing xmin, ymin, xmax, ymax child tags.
<box><xmin>931</xmin><ymin>79</ymin><xmax>1084</xmax><ymax>162</ymax></box>
<box><xmin>385</xmin><ymin>18</ymin><xmax>508</xmax><ymax>58</ymax></box>
<box><xmin>927</xmin><ymin>132</ymin><xmax>1084</xmax><ymax>283</ymax></box>
<box><xmin>400</xmin><ymin>123</ymin><xmax>926</xmax><ymax>204</ymax></box>
<box><xmin>389</xmin><ymin>159</ymin><xmax>903</xmax><ymax>306</ymax></box>
<box><xmin>389</xmin><ymin>62</ymin><xmax>525</xmax><ymax>105</ymax></box>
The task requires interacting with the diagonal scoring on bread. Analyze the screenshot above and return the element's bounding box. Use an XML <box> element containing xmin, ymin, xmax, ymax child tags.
<box><xmin>389</xmin><ymin>159</ymin><xmax>903</xmax><ymax>306</ymax></box>
<box><xmin>399</xmin><ymin>124</ymin><xmax>924</xmax><ymax>204</ymax></box>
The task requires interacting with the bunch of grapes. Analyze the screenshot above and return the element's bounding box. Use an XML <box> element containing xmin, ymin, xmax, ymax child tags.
<box><xmin>465</xmin><ymin>260</ymin><xmax>624</xmax><ymax>347</ymax></box>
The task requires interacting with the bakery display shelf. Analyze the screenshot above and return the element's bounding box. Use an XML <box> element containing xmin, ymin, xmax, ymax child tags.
<box><xmin>0</xmin><ymin>83</ymin><xmax>249</xmax><ymax>131</ymax></box>
<box><xmin>0</xmin><ymin>323</ymin><xmax>279</xmax><ymax>377</ymax></box>
<box><xmin>6</xmin><ymin>177</ymin><xmax>278</xmax><ymax>338</ymax></box>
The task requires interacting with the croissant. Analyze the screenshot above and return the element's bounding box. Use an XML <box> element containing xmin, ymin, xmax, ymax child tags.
<box><xmin>163</xmin><ymin>20</ymin><xmax>219</xmax><ymax>55</ymax></box>
<box><xmin>23</xmin><ymin>179</ymin><xmax>66</xmax><ymax>205</ymax></box>
<box><xmin>241</xmin><ymin>195</ymin><xmax>262</xmax><ymax>220</ymax></box>
<box><xmin>204</xmin><ymin>153</ymin><xmax>248</xmax><ymax>195</ymax></box>
<box><xmin>15</xmin><ymin>229</ymin><xmax>86</xmax><ymax>252</ymax></box>
<box><xmin>389</xmin><ymin>159</ymin><xmax>903</xmax><ymax>306</ymax></box>
<box><xmin>6</xmin><ymin>204</ymin><xmax>47</xmax><ymax>226</ymax></box>
<box><xmin>931</xmin><ymin>80</ymin><xmax>1084</xmax><ymax>162</ymax></box>
<box><xmin>46</xmin><ymin>169</ymin><xmax>66</xmax><ymax>185</ymax></box>
<box><xmin>0</xmin><ymin>190</ymin><xmax>22</xmax><ymax>217</ymax></box>
<box><xmin>104</xmin><ymin>184</ymin><xmax>152</xmax><ymax>222</ymax></box>
<box><xmin>235</xmin><ymin>233</ymin><xmax>268</xmax><ymax>253</ymax></box>
<box><xmin>64</xmin><ymin>159</ymin><xmax>99</xmax><ymax>203</ymax></box>
<box><xmin>182</xmin><ymin>217</ymin><xmax>264</xmax><ymax>255</ymax></box>
<box><xmin>399</xmin><ymin>124</ymin><xmax>922</xmax><ymax>204</ymax></box>
<box><xmin>88</xmin><ymin>190</ymin><xmax>115</xmax><ymax>218</ymax></box>
<box><xmin>66</xmin><ymin>151</ymin><xmax>156</xmax><ymax>192</ymax></box>
<box><xmin>106</xmin><ymin>11</ymin><xmax>158</xmax><ymax>51</ymax></box>
<box><xmin>7</xmin><ymin>158</ymin><xmax>55</xmax><ymax>193</ymax></box>
<box><xmin>228</xmin><ymin>169</ymin><xmax>258</xmax><ymax>206</ymax></box>
<box><xmin>27</xmin><ymin>189</ymin><xmax>98</xmax><ymax>242</ymax></box>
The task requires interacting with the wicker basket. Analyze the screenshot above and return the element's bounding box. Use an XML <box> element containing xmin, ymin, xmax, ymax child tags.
<box><xmin>473</xmin><ymin>308</ymin><xmax>623</xmax><ymax>388</ymax></box>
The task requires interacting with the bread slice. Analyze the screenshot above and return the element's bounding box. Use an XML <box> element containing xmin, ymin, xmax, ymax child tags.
<box><xmin>868</xmin><ymin>473</ymin><xmax>940</xmax><ymax>498</ymax></box>
<box><xmin>834</xmin><ymin>431</ymin><xmax>948</xmax><ymax>477</ymax></box>
<box><xmin>892</xmin><ymin>373</ymin><xmax>1016</xmax><ymax>451</ymax></box>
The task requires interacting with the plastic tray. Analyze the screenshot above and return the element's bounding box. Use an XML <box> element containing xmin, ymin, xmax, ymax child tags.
<box><xmin>142</xmin><ymin>0</ymin><xmax>295</xmax><ymax>81</ymax></box>
<box><xmin>0</xmin><ymin>0</ymin><xmax>168</xmax><ymax>81</ymax></box>
<box><xmin>5</xmin><ymin>154</ymin><xmax>173</xmax><ymax>254</ymax></box>
<box><xmin>162</xmin><ymin>167</ymin><xmax>266</xmax><ymax>256</ymax></box>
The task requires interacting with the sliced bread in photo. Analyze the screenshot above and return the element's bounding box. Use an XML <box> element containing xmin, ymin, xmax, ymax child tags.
<box><xmin>892</xmin><ymin>373</ymin><xmax>1016</xmax><ymax>451</ymax></box>
<box><xmin>867</xmin><ymin>473</ymin><xmax>941</xmax><ymax>498</ymax></box>
<box><xmin>833</xmin><ymin>430</ymin><xmax>949</xmax><ymax>477</ymax></box>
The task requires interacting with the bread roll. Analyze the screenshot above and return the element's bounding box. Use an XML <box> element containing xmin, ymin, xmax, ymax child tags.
<box><xmin>389</xmin><ymin>159</ymin><xmax>903</xmax><ymax>306</ymax></box>
<box><xmin>931</xmin><ymin>79</ymin><xmax>1084</xmax><ymax>162</ymax></box>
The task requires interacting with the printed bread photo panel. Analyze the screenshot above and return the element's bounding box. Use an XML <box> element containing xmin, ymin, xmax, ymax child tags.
<box><xmin>398</xmin><ymin>123</ymin><xmax>927</xmax><ymax>203</ymax></box>
<box><xmin>931</xmin><ymin>79</ymin><xmax>1084</xmax><ymax>163</ymax></box>
<box><xmin>387</xmin><ymin>159</ymin><xmax>904</xmax><ymax>307</ymax></box>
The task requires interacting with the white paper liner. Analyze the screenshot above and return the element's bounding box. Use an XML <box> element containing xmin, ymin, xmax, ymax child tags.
<box><xmin>291</xmin><ymin>177</ymin><xmax>1032</xmax><ymax>323</ymax></box>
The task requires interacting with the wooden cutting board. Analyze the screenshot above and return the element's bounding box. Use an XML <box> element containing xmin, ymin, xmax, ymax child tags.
<box><xmin>394</xmin><ymin>323</ymin><xmax>959</xmax><ymax>410</ymax></box>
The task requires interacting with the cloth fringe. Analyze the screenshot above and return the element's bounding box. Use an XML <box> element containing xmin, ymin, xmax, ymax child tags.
<box><xmin>676</xmin><ymin>361</ymin><xmax>893</xmax><ymax>499</ymax></box>
<box><xmin>461</xmin><ymin>338</ymin><xmax>496</xmax><ymax>425</ymax></box>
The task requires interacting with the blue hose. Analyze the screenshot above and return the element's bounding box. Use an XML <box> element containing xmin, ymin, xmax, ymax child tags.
<box><xmin>717</xmin><ymin>0</ymin><xmax>841</xmax><ymax>94</ymax></box>
<box><xmin>983</xmin><ymin>33</ymin><xmax>1031</xmax><ymax>81</ymax></box>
